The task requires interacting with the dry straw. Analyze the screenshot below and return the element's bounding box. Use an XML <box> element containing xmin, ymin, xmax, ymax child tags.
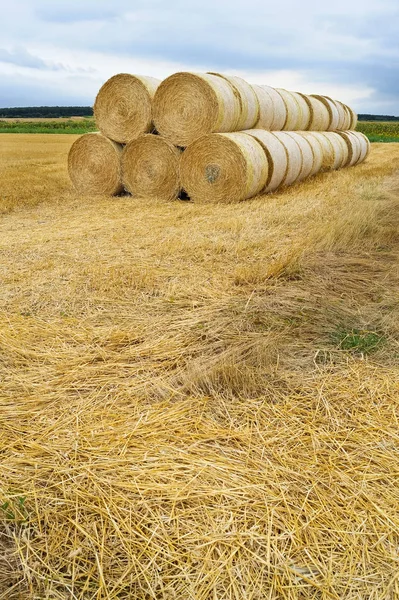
<box><xmin>94</xmin><ymin>73</ymin><xmax>160</xmax><ymax>144</ymax></box>
<box><xmin>68</xmin><ymin>133</ymin><xmax>123</xmax><ymax>196</ymax></box>
<box><xmin>153</xmin><ymin>72</ymin><xmax>243</xmax><ymax>146</ymax></box>
<box><xmin>122</xmin><ymin>134</ymin><xmax>181</xmax><ymax>201</ymax></box>
<box><xmin>180</xmin><ymin>132</ymin><xmax>268</xmax><ymax>203</ymax></box>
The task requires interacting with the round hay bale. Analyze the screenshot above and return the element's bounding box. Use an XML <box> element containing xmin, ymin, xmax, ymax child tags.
<box><xmin>255</xmin><ymin>85</ymin><xmax>287</xmax><ymax>130</ymax></box>
<box><xmin>68</xmin><ymin>133</ymin><xmax>123</xmax><ymax>196</ymax></box>
<box><xmin>243</xmin><ymin>129</ymin><xmax>288</xmax><ymax>192</ymax></box>
<box><xmin>306</xmin><ymin>95</ymin><xmax>331</xmax><ymax>130</ymax></box>
<box><xmin>122</xmin><ymin>134</ymin><xmax>181</xmax><ymax>201</ymax></box>
<box><xmin>337</xmin><ymin>131</ymin><xmax>362</xmax><ymax>166</ymax></box>
<box><xmin>295</xmin><ymin>132</ymin><xmax>324</xmax><ymax>176</ymax></box>
<box><xmin>251</xmin><ymin>85</ymin><xmax>275</xmax><ymax>130</ymax></box>
<box><xmin>327</xmin><ymin>132</ymin><xmax>350</xmax><ymax>168</ymax></box>
<box><xmin>209</xmin><ymin>73</ymin><xmax>259</xmax><ymax>130</ymax></box>
<box><xmin>180</xmin><ymin>132</ymin><xmax>268</xmax><ymax>203</ymax></box>
<box><xmin>284</xmin><ymin>132</ymin><xmax>314</xmax><ymax>181</ymax></box>
<box><xmin>292</xmin><ymin>92</ymin><xmax>311</xmax><ymax>130</ymax></box>
<box><xmin>94</xmin><ymin>74</ymin><xmax>160</xmax><ymax>144</ymax></box>
<box><xmin>354</xmin><ymin>131</ymin><xmax>370</xmax><ymax>162</ymax></box>
<box><xmin>310</xmin><ymin>95</ymin><xmax>339</xmax><ymax>131</ymax></box>
<box><xmin>331</xmin><ymin>100</ymin><xmax>347</xmax><ymax>130</ymax></box>
<box><xmin>271</xmin><ymin>131</ymin><xmax>303</xmax><ymax>185</ymax></box>
<box><xmin>309</xmin><ymin>132</ymin><xmax>339</xmax><ymax>171</ymax></box>
<box><xmin>276</xmin><ymin>89</ymin><xmax>302</xmax><ymax>130</ymax></box>
<box><xmin>335</xmin><ymin>101</ymin><xmax>352</xmax><ymax>130</ymax></box>
<box><xmin>348</xmin><ymin>106</ymin><xmax>358</xmax><ymax>130</ymax></box>
<box><xmin>153</xmin><ymin>72</ymin><xmax>241</xmax><ymax>146</ymax></box>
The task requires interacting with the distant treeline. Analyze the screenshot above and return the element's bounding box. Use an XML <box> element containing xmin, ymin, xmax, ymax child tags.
<box><xmin>0</xmin><ymin>106</ymin><xmax>93</xmax><ymax>118</ymax></box>
<box><xmin>358</xmin><ymin>114</ymin><xmax>399</xmax><ymax>122</ymax></box>
<box><xmin>0</xmin><ymin>106</ymin><xmax>398</xmax><ymax>121</ymax></box>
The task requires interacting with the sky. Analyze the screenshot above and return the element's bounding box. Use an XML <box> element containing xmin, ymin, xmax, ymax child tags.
<box><xmin>0</xmin><ymin>0</ymin><xmax>398</xmax><ymax>114</ymax></box>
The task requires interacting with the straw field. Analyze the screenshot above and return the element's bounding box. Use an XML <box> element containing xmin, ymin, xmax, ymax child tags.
<box><xmin>1</xmin><ymin>134</ymin><xmax>399</xmax><ymax>599</ymax></box>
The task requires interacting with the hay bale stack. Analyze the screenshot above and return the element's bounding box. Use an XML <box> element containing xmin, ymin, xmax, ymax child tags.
<box><xmin>252</xmin><ymin>85</ymin><xmax>287</xmax><ymax>130</ymax></box>
<box><xmin>69</xmin><ymin>69</ymin><xmax>364</xmax><ymax>200</ymax></box>
<box><xmin>68</xmin><ymin>133</ymin><xmax>123</xmax><ymax>196</ymax></box>
<box><xmin>180</xmin><ymin>132</ymin><xmax>269</xmax><ymax>203</ymax></box>
<box><xmin>122</xmin><ymin>135</ymin><xmax>181</xmax><ymax>201</ymax></box>
<box><xmin>94</xmin><ymin>74</ymin><xmax>161</xmax><ymax>144</ymax></box>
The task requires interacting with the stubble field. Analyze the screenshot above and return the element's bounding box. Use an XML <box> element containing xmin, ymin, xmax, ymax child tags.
<box><xmin>1</xmin><ymin>134</ymin><xmax>399</xmax><ymax>599</ymax></box>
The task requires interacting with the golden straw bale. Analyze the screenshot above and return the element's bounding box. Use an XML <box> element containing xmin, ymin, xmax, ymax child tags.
<box><xmin>254</xmin><ymin>85</ymin><xmax>288</xmax><ymax>130</ymax></box>
<box><xmin>271</xmin><ymin>131</ymin><xmax>303</xmax><ymax>185</ymax></box>
<box><xmin>68</xmin><ymin>133</ymin><xmax>123</xmax><ymax>196</ymax></box>
<box><xmin>309</xmin><ymin>132</ymin><xmax>339</xmax><ymax>171</ymax></box>
<box><xmin>306</xmin><ymin>95</ymin><xmax>331</xmax><ymax>130</ymax></box>
<box><xmin>356</xmin><ymin>131</ymin><xmax>371</xmax><ymax>162</ymax></box>
<box><xmin>284</xmin><ymin>132</ymin><xmax>315</xmax><ymax>181</ymax></box>
<box><xmin>298</xmin><ymin>132</ymin><xmax>324</xmax><ymax>175</ymax></box>
<box><xmin>348</xmin><ymin>106</ymin><xmax>358</xmax><ymax>130</ymax></box>
<box><xmin>243</xmin><ymin>129</ymin><xmax>289</xmax><ymax>192</ymax></box>
<box><xmin>337</xmin><ymin>131</ymin><xmax>363</xmax><ymax>166</ymax></box>
<box><xmin>327</xmin><ymin>132</ymin><xmax>350</xmax><ymax>167</ymax></box>
<box><xmin>122</xmin><ymin>134</ymin><xmax>181</xmax><ymax>201</ymax></box>
<box><xmin>310</xmin><ymin>95</ymin><xmax>339</xmax><ymax>131</ymax></box>
<box><xmin>153</xmin><ymin>72</ymin><xmax>242</xmax><ymax>146</ymax></box>
<box><xmin>94</xmin><ymin>74</ymin><xmax>160</xmax><ymax>144</ymax></box>
<box><xmin>180</xmin><ymin>132</ymin><xmax>268</xmax><ymax>203</ymax></box>
<box><xmin>292</xmin><ymin>92</ymin><xmax>311</xmax><ymax>129</ymax></box>
<box><xmin>335</xmin><ymin>101</ymin><xmax>352</xmax><ymax>130</ymax></box>
<box><xmin>250</xmin><ymin>85</ymin><xmax>275</xmax><ymax>129</ymax></box>
<box><xmin>209</xmin><ymin>73</ymin><xmax>259</xmax><ymax>130</ymax></box>
<box><xmin>277</xmin><ymin>89</ymin><xmax>302</xmax><ymax>130</ymax></box>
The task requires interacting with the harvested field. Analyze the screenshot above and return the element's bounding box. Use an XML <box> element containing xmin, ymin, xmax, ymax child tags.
<box><xmin>1</xmin><ymin>135</ymin><xmax>399</xmax><ymax>599</ymax></box>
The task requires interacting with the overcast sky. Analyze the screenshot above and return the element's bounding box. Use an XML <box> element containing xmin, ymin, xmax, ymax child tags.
<box><xmin>0</xmin><ymin>0</ymin><xmax>398</xmax><ymax>114</ymax></box>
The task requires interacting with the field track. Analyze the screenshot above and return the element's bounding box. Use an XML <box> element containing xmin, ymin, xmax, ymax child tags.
<box><xmin>1</xmin><ymin>135</ymin><xmax>399</xmax><ymax>598</ymax></box>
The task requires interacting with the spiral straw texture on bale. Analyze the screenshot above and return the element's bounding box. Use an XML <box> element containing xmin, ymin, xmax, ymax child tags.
<box><xmin>153</xmin><ymin>72</ymin><xmax>244</xmax><ymax>146</ymax></box>
<box><xmin>68</xmin><ymin>133</ymin><xmax>123</xmax><ymax>196</ymax></box>
<box><xmin>122</xmin><ymin>135</ymin><xmax>181</xmax><ymax>201</ymax></box>
<box><xmin>94</xmin><ymin>74</ymin><xmax>161</xmax><ymax>144</ymax></box>
<box><xmin>180</xmin><ymin>132</ymin><xmax>269</xmax><ymax>203</ymax></box>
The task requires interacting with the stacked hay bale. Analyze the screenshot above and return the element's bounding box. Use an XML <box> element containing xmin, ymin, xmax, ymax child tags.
<box><xmin>68</xmin><ymin>71</ymin><xmax>370</xmax><ymax>203</ymax></box>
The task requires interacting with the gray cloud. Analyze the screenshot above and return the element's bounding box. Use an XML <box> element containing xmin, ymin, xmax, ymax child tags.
<box><xmin>0</xmin><ymin>0</ymin><xmax>398</xmax><ymax>114</ymax></box>
<box><xmin>0</xmin><ymin>47</ymin><xmax>65</xmax><ymax>71</ymax></box>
